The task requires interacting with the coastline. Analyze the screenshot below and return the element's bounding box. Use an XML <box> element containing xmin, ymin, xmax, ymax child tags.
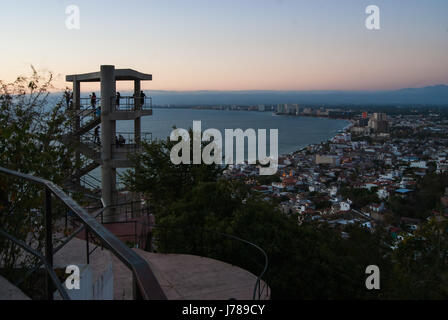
<box><xmin>283</xmin><ymin>118</ymin><xmax>352</xmax><ymax>159</ymax></box>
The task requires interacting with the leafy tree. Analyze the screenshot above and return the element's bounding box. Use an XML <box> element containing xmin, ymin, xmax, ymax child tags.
<box><xmin>256</xmin><ymin>174</ymin><xmax>281</xmax><ymax>185</ymax></box>
<box><xmin>0</xmin><ymin>69</ymin><xmax>82</xmax><ymax>292</ymax></box>
<box><xmin>124</xmin><ymin>124</ymin><xmax>448</xmax><ymax>300</ymax></box>
<box><xmin>388</xmin><ymin>218</ymin><xmax>448</xmax><ymax>299</ymax></box>
<box><xmin>340</xmin><ymin>186</ymin><xmax>379</xmax><ymax>209</ymax></box>
<box><xmin>122</xmin><ymin>130</ymin><xmax>224</xmax><ymax>214</ymax></box>
<box><xmin>124</xmin><ymin>134</ymin><xmax>407</xmax><ymax>299</ymax></box>
<box><xmin>388</xmin><ymin>173</ymin><xmax>448</xmax><ymax>219</ymax></box>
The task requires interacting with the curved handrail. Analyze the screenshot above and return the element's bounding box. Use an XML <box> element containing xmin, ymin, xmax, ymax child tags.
<box><xmin>147</xmin><ymin>223</ymin><xmax>269</xmax><ymax>300</ymax></box>
<box><xmin>0</xmin><ymin>166</ymin><xmax>167</xmax><ymax>300</ymax></box>
<box><xmin>81</xmin><ymin>201</ymin><xmax>270</xmax><ymax>299</ymax></box>
<box><xmin>152</xmin><ymin>224</ymin><xmax>269</xmax><ymax>300</ymax></box>
<box><xmin>194</xmin><ymin>227</ymin><xmax>269</xmax><ymax>300</ymax></box>
<box><xmin>102</xmin><ymin>212</ymin><xmax>270</xmax><ymax>300</ymax></box>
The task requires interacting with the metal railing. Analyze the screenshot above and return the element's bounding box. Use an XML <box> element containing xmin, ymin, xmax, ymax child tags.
<box><xmin>98</xmin><ymin>206</ymin><xmax>270</xmax><ymax>300</ymax></box>
<box><xmin>144</xmin><ymin>224</ymin><xmax>270</xmax><ymax>300</ymax></box>
<box><xmin>0</xmin><ymin>166</ymin><xmax>167</xmax><ymax>300</ymax></box>
<box><xmin>80</xmin><ymin>173</ymin><xmax>101</xmax><ymax>191</ymax></box>
<box><xmin>67</xmin><ymin>96</ymin><xmax>152</xmax><ymax>112</ymax></box>
<box><xmin>113</xmin><ymin>132</ymin><xmax>153</xmax><ymax>149</ymax></box>
<box><xmin>79</xmin><ymin>97</ymin><xmax>101</xmax><ymax>111</ymax></box>
<box><xmin>66</xmin><ymin>102</ymin><xmax>101</xmax><ymax>133</ymax></box>
<box><xmin>65</xmin><ymin>97</ymin><xmax>101</xmax><ymax>111</ymax></box>
<box><xmin>80</xmin><ymin>131</ymin><xmax>101</xmax><ymax>149</ymax></box>
<box><xmin>113</xmin><ymin>96</ymin><xmax>152</xmax><ymax>111</ymax></box>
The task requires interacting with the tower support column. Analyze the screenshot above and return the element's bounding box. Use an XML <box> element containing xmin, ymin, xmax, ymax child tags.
<box><xmin>72</xmin><ymin>78</ymin><xmax>81</xmax><ymax>187</ymax></box>
<box><xmin>133</xmin><ymin>80</ymin><xmax>142</xmax><ymax>217</ymax></box>
<box><xmin>100</xmin><ymin>65</ymin><xmax>116</xmax><ymax>222</ymax></box>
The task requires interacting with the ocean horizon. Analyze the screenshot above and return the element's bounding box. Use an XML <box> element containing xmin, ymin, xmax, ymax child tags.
<box><xmin>117</xmin><ymin>108</ymin><xmax>349</xmax><ymax>156</ymax></box>
<box><xmin>90</xmin><ymin>108</ymin><xmax>350</xmax><ymax>186</ymax></box>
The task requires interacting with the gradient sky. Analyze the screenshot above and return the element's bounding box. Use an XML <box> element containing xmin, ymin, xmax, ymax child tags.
<box><xmin>0</xmin><ymin>0</ymin><xmax>447</xmax><ymax>92</ymax></box>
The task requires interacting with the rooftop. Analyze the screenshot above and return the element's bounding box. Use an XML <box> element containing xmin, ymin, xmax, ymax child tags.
<box><xmin>66</xmin><ymin>67</ymin><xmax>152</xmax><ymax>82</ymax></box>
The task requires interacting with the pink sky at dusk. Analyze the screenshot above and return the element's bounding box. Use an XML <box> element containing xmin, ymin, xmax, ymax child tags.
<box><xmin>1</xmin><ymin>0</ymin><xmax>447</xmax><ymax>92</ymax></box>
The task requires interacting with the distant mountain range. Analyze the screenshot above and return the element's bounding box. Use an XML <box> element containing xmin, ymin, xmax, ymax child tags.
<box><xmin>52</xmin><ymin>84</ymin><xmax>448</xmax><ymax>107</ymax></box>
<box><xmin>146</xmin><ymin>85</ymin><xmax>448</xmax><ymax>106</ymax></box>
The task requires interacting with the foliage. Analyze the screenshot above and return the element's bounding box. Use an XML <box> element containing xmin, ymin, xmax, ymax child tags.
<box><xmin>0</xmin><ymin>69</ymin><xmax>80</xmax><ymax>287</ymax></box>
<box><xmin>124</xmin><ymin>125</ymin><xmax>448</xmax><ymax>300</ymax></box>
<box><xmin>340</xmin><ymin>186</ymin><xmax>380</xmax><ymax>209</ymax></box>
<box><xmin>388</xmin><ymin>173</ymin><xmax>448</xmax><ymax>220</ymax></box>
<box><xmin>389</xmin><ymin>218</ymin><xmax>448</xmax><ymax>299</ymax></box>
<box><xmin>122</xmin><ymin>128</ymin><xmax>225</xmax><ymax>213</ymax></box>
<box><xmin>256</xmin><ymin>174</ymin><xmax>281</xmax><ymax>185</ymax></box>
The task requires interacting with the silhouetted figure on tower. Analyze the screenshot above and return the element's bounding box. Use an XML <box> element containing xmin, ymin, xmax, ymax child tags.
<box><xmin>90</xmin><ymin>92</ymin><xmax>97</xmax><ymax>110</ymax></box>
<box><xmin>116</xmin><ymin>92</ymin><xmax>121</xmax><ymax>110</ymax></box>
<box><xmin>94</xmin><ymin>126</ymin><xmax>100</xmax><ymax>144</ymax></box>
<box><xmin>140</xmin><ymin>91</ymin><xmax>146</xmax><ymax>109</ymax></box>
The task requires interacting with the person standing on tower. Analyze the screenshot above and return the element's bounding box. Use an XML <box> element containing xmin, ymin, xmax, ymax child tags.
<box><xmin>140</xmin><ymin>91</ymin><xmax>146</xmax><ymax>109</ymax></box>
<box><xmin>94</xmin><ymin>126</ymin><xmax>100</xmax><ymax>145</ymax></box>
<box><xmin>116</xmin><ymin>92</ymin><xmax>121</xmax><ymax>110</ymax></box>
<box><xmin>90</xmin><ymin>92</ymin><xmax>97</xmax><ymax>110</ymax></box>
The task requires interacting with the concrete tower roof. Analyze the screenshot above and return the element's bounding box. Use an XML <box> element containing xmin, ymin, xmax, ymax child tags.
<box><xmin>66</xmin><ymin>67</ymin><xmax>152</xmax><ymax>82</ymax></box>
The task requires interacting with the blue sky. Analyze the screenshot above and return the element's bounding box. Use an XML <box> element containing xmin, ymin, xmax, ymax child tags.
<box><xmin>0</xmin><ymin>0</ymin><xmax>447</xmax><ymax>91</ymax></box>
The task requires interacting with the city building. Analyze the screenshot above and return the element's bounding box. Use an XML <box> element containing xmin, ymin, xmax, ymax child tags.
<box><xmin>315</xmin><ymin>155</ymin><xmax>341</xmax><ymax>166</ymax></box>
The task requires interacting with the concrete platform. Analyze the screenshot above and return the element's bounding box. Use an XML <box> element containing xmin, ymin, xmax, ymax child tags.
<box><xmin>110</xmin><ymin>109</ymin><xmax>152</xmax><ymax>120</ymax></box>
<box><xmin>134</xmin><ymin>249</ymin><xmax>269</xmax><ymax>300</ymax></box>
<box><xmin>0</xmin><ymin>276</ymin><xmax>30</xmax><ymax>300</ymax></box>
<box><xmin>54</xmin><ymin>237</ymin><xmax>269</xmax><ymax>300</ymax></box>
